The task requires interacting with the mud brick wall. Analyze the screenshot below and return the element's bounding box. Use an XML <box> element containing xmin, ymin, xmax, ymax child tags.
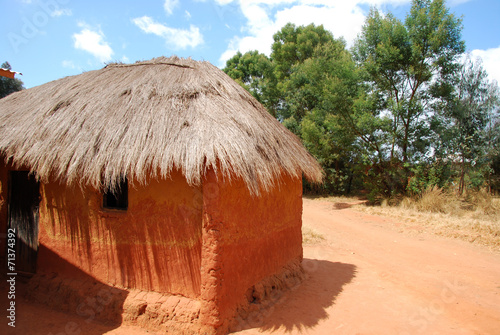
<box><xmin>37</xmin><ymin>170</ymin><xmax>203</xmax><ymax>298</ymax></box>
<box><xmin>201</xmin><ymin>170</ymin><xmax>303</xmax><ymax>333</ymax></box>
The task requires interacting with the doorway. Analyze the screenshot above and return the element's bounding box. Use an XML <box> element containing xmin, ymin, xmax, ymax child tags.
<box><xmin>8</xmin><ymin>171</ymin><xmax>40</xmax><ymax>274</ymax></box>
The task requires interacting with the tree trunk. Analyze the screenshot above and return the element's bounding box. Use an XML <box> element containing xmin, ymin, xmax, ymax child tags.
<box><xmin>402</xmin><ymin>121</ymin><xmax>410</xmax><ymax>194</ymax></box>
<box><xmin>459</xmin><ymin>155</ymin><xmax>466</xmax><ymax>195</ymax></box>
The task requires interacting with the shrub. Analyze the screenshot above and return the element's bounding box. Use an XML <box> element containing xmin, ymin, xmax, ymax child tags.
<box><xmin>415</xmin><ymin>186</ymin><xmax>448</xmax><ymax>213</ymax></box>
<box><xmin>466</xmin><ymin>189</ymin><xmax>500</xmax><ymax>215</ymax></box>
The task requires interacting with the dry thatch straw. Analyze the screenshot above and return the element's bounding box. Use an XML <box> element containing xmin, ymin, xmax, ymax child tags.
<box><xmin>0</xmin><ymin>56</ymin><xmax>322</xmax><ymax>195</ymax></box>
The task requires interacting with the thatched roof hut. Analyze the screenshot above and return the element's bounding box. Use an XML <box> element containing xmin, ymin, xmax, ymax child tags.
<box><xmin>0</xmin><ymin>56</ymin><xmax>322</xmax><ymax>334</ymax></box>
<box><xmin>0</xmin><ymin>56</ymin><xmax>321</xmax><ymax>194</ymax></box>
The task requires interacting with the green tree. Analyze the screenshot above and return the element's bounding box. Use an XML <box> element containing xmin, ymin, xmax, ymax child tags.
<box><xmin>271</xmin><ymin>23</ymin><xmax>334</xmax><ymax>81</ymax></box>
<box><xmin>488</xmin><ymin>117</ymin><xmax>500</xmax><ymax>193</ymax></box>
<box><xmin>444</xmin><ymin>56</ymin><xmax>499</xmax><ymax>193</ymax></box>
<box><xmin>452</xmin><ymin>57</ymin><xmax>498</xmax><ymax>193</ymax></box>
<box><xmin>0</xmin><ymin>61</ymin><xmax>24</xmax><ymax>98</ymax></box>
<box><xmin>291</xmin><ymin>40</ymin><xmax>361</xmax><ymax>193</ymax></box>
<box><xmin>352</xmin><ymin>0</ymin><xmax>465</xmax><ymax>193</ymax></box>
<box><xmin>271</xmin><ymin>23</ymin><xmax>335</xmax><ymax>122</ymax></box>
<box><xmin>223</xmin><ymin>51</ymin><xmax>279</xmax><ymax>117</ymax></box>
<box><xmin>224</xmin><ymin>23</ymin><xmax>336</xmax><ymax>123</ymax></box>
<box><xmin>430</xmin><ymin>56</ymin><xmax>499</xmax><ymax>194</ymax></box>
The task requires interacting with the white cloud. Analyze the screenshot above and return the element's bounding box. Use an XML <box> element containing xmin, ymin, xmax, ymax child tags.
<box><xmin>164</xmin><ymin>0</ymin><xmax>180</xmax><ymax>15</ymax></box>
<box><xmin>216</xmin><ymin>0</ymin><xmax>482</xmax><ymax>71</ymax></box>
<box><xmin>62</xmin><ymin>60</ymin><xmax>76</xmax><ymax>69</ymax></box>
<box><xmin>52</xmin><ymin>8</ymin><xmax>72</xmax><ymax>17</ymax></box>
<box><xmin>185</xmin><ymin>10</ymin><xmax>192</xmax><ymax>20</ymax></box>
<box><xmin>447</xmin><ymin>0</ymin><xmax>473</xmax><ymax>6</ymax></box>
<box><xmin>276</xmin><ymin>3</ymin><xmax>366</xmax><ymax>43</ymax></box>
<box><xmin>218</xmin><ymin>0</ymin><xmax>377</xmax><ymax>65</ymax></box>
<box><xmin>73</xmin><ymin>24</ymin><xmax>114</xmax><ymax>63</ymax></box>
<box><xmin>471</xmin><ymin>46</ymin><xmax>500</xmax><ymax>84</ymax></box>
<box><xmin>215</xmin><ymin>0</ymin><xmax>236</xmax><ymax>4</ymax></box>
<box><xmin>132</xmin><ymin>16</ymin><xmax>203</xmax><ymax>49</ymax></box>
<box><xmin>359</xmin><ymin>0</ymin><xmax>409</xmax><ymax>5</ymax></box>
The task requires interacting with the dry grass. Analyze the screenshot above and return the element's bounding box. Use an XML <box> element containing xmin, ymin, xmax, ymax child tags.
<box><xmin>302</xmin><ymin>225</ymin><xmax>325</xmax><ymax>244</ymax></box>
<box><xmin>353</xmin><ymin>189</ymin><xmax>500</xmax><ymax>251</ymax></box>
<box><xmin>401</xmin><ymin>187</ymin><xmax>500</xmax><ymax>218</ymax></box>
<box><xmin>306</xmin><ymin>194</ymin><xmax>367</xmax><ymax>209</ymax></box>
<box><xmin>413</xmin><ymin>186</ymin><xmax>458</xmax><ymax>213</ymax></box>
<box><xmin>308</xmin><ymin>195</ymin><xmax>363</xmax><ymax>203</ymax></box>
<box><xmin>0</xmin><ymin>56</ymin><xmax>322</xmax><ymax>195</ymax></box>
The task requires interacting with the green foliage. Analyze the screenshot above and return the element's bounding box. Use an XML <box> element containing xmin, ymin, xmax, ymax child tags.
<box><xmin>488</xmin><ymin>115</ymin><xmax>500</xmax><ymax>193</ymax></box>
<box><xmin>271</xmin><ymin>23</ymin><xmax>334</xmax><ymax>82</ymax></box>
<box><xmin>0</xmin><ymin>61</ymin><xmax>24</xmax><ymax>99</ymax></box>
<box><xmin>271</xmin><ymin>23</ymin><xmax>336</xmax><ymax>123</ymax></box>
<box><xmin>351</xmin><ymin>0</ymin><xmax>465</xmax><ymax>193</ymax></box>
<box><xmin>224</xmin><ymin>24</ymin><xmax>360</xmax><ymax>194</ymax></box>
<box><xmin>407</xmin><ymin>161</ymin><xmax>453</xmax><ymax>195</ymax></box>
<box><xmin>223</xmin><ymin>0</ymin><xmax>499</xmax><ymax>198</ymax></box>
<box><xmin>433</xmin><ymin>55</ymin><xmax>500</xmax><ymax>194</ymax></box>
<box><xmin>223</xmin><ymin>51</ymin><xmax>279</xmax><ymax>116</ymax></box>
<box><xmin>288</xmin><ymin>37</ymin><xmax>361</xmax><ymax>193</ymax></box>
<box><xmin>490</xmin><ymin>152</ymin><xmax>500</xmax><ymax>193</ymax></box>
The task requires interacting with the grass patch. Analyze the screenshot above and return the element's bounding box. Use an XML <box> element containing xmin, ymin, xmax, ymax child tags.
<box><xmin>353</xmin><ymin>189</ymin><xmax>500</xmax><ymax>251</ymax></box>
<box><xmin>305</xmin><ymin>194</ymin><xmax>365</xmax><ymax>204</ymax></box>
<box><xmin>302</xmin><ymin>225</ymin><xmax>325</xmax><ymax>244</ymax></box>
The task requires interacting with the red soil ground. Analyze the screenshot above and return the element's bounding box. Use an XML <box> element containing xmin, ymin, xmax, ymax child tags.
<box><xmin>2</xmin><ymin>198</ymin><xmax>500</xmax><ymax>334</ymax></box>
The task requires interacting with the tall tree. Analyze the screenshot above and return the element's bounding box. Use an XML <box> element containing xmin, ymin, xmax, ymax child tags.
<box><xmin>487</xmin><ymin>116</ymin><xmax>500</xmax><ymax>193</ymax></box>
<box><xmin>271</xmin><ymin>23</ymin><xmax>334</xmax><ymax>81</ymax></box>
<box><xmin>441</xmin><ymin>56</ymin><xmax>500</xmax><ymax>193</ymax></box>
<box><xmin>223</xmin><ymin>51</ymin><xmax>279</xmax><ymax>117</ymax></box>
<box><xmin>0</xmin><ymin>61</ymin><xmax>24</xmax><ymax>98</ymax></box>
<box><xmin>271</xmin><ymin>23</ymin><xmax>335</xmax><ymax>123</ymax></box>
<box><xmin>224</xmin><ymin>26</ymin><xmax>361</xmax><ymax>194</ymax></box>
<box><xmin>290</xmin><ymin>40</ymin><xmax>362</xmax><ymax>193</ymax></box>
<box><xmin>352</xmin><ymin>0</ymin><xmax>465</xmax><ymax>192</ymax></box>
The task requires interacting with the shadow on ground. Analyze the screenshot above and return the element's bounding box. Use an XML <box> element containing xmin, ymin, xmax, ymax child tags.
<box><xmin>233</xmin><ymin>259</ymin><xmax>357</xmax><ymax>333</ymax></box>
<box><xmin>1</xmin><ymin>258</ymin><xmax>356</xmax><ymax>335</ymax></box>
<box><xmin>0</xmin><ymin>246</ymin><xmax>128</xmax><ymax>335</ymax></box>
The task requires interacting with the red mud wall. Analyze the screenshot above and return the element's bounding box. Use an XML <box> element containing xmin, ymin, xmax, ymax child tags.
<box><xmin>37</xmin><ymin>170</ymin><xmax>202</xmax><ymax>298</ymax></box>
<box><xmin>201</xmin><ymin>170</ymin><xmax>303</xmax><ymax>330</ymax></box>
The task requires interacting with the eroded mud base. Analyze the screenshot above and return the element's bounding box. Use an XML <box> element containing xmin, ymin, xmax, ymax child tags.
<box><xmin>228</xmin><ymin>258</ymin><xmax>306</xmax><ymax>333</ymax></box>
<box><xmin>24</xmin><ymin>259</ymin><xmax>305</xmax><ymax>334</ymax></box>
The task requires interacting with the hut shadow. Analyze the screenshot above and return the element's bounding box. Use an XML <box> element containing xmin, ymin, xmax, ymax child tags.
<box><xmin>0</xmin><ymin>246</ymin><xmax>128</xmax><ymax>335</ymax></box>
<box><xmin>235</xmin><ymin>259</ymin><xmax>356</xmax><ymax>333</ymax></box>
<box><xmin>42</xmin><ymin>182</ymin><xmax>202</xmax><ymax>296</ymax></box>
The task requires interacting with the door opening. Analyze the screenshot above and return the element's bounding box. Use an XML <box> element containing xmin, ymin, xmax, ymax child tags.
<box><xmin>7</xmin><ymin>171</ymin><xmax>40</xmax><ymax>274</ymax></box>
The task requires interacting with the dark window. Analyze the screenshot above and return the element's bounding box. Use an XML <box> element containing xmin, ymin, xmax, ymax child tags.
<box><xmin>103</xmin><ymin>178</ymin><xmax>128</xmax><ymax>210</ymax></box>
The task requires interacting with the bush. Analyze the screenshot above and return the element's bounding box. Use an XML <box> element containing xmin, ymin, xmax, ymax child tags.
<box><xmin>407</xmin><ymin>162</ymin><xmax>453</xmax><ymax>196</ymax></box>
<box><xmin>397</xmin><ymin>186</ymin><xmax>461</xmax><ymax>214</ymax></box>
<box><xmin>466</xmin><ymin>189</ymin><xmax>500</xmax><ymax>215</ymax></box>
<box><xmin>415</xmin><ymin>186</ymin><xmax>449</xmax><ymax>213</ymax></box>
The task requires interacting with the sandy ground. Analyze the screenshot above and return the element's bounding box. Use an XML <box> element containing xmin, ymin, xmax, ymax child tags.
<box><xmin>2</xmin><ymin>198</ymin><xmax>500</xmax><ymax>334</ymax></box>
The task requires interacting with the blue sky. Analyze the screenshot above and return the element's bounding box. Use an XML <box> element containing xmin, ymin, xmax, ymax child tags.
<box><xmin>2</xmin><ymin>0</ymin><xmax>500</xmax><ymax>89</ymax></box>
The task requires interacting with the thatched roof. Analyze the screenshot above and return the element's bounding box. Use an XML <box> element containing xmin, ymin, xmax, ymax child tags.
<box><xmin>0</xmin><ymin>56</ymin><xmax>322</xmax><ymax>195</ymax></box>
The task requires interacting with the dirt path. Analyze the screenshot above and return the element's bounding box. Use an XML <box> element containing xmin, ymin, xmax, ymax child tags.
<box><xmin>234</xmin><ymin>199</ymin><xmax>500</xmax><ymax>335</ymax></box>
<box><xmin>3</xmin><ymin>198</ymin><xmax>500</xmax><ymax>334</ymax></box>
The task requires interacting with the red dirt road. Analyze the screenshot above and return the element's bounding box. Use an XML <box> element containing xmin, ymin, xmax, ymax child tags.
<box><xmin>2</xmin><ymin>198</ymin><xmax>500</xmax><ymax>334</ymax></box>
<box><xmin>234</xmin><ymin>199</ymin><xmax>500</xmax><ymax>335</ymax></box>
